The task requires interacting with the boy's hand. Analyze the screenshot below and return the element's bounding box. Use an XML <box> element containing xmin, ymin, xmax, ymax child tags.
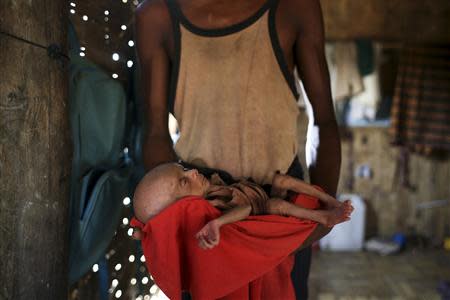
<box><xmin>195</xmin><ymin>220</ymin><xmax>221</xmax><ymax>249</ymax></box>
<box><xmin>132</xmin><ymin>228</ymin><xmax>143</xmax><ymax>240</ymax></box>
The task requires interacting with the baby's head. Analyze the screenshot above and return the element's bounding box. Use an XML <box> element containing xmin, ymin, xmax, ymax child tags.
<box><xmin>133</xmin><ymin>162</ymin><xmax>210</xmax><ymax>223</ymax></box>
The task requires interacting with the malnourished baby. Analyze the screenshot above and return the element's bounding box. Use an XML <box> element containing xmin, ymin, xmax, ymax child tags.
<box><xmin>133</xmin><ymin>162</ymin><xmax>353</xmax><ymax>250</ymax></box>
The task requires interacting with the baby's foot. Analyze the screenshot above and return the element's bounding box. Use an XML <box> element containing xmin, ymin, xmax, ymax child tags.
<box><xmin>342</xmin><ymin>200</ymin><xmax>354</xmax><ymax>215</ymax></box>
<box><xmin>319</xmin><ymin>203</ymin><xmax>353</xmax><ymax>227</ymax></box>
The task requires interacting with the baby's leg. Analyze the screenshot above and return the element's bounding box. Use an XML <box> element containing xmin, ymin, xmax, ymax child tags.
<box><xmin>267</xmin><ymin>198</ymin><xmax>351</xmax><ymax>227</ymax></box>
<box><xmin>272</xmin><ymin>174</ymin><xmax>341</xmax><ymax>208</ymax></box>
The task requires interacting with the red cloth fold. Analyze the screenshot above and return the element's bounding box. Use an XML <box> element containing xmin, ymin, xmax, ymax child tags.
<box><xmin>131</xmin><ymin>188</ymin><xmax>322</xmax><ymax>300</ymax></box>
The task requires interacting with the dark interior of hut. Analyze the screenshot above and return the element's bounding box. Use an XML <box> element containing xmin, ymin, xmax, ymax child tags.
<box><xmin>1</xmin><ymin>0</ymin><xmax>449</xmax><ymax>299</ymax></box>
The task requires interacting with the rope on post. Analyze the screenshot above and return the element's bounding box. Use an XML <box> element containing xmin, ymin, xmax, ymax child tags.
<box><xmin>0</xmin><ymin>29</ymin><xmax>69</xmax><ymax>61</ymax></box>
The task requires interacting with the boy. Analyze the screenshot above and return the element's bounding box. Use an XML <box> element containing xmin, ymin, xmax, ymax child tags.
<box><xmin>133</xmin><ymin>163</ymin><xmax>353</xmax><ymax>250</ymax></box>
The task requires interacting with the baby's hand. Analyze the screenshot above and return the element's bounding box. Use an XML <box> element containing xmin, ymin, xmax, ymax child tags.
<box><xmin>195</xmin><ymin>220</ymin><xmax>221</xmax><ymax>249</ymax></box>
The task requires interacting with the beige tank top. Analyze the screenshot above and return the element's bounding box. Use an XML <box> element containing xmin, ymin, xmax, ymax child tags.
<box><xmin>167</xmin><ymin>0</ymin><xmax>301</xmax><ymax>184</ymax></box>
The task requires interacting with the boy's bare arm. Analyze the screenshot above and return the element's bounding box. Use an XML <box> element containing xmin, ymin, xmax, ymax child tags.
<box><xmin>135</xmin><ymin>0</ymin><xmax>178</xmax><ymax>171</ymax></box>
<box><xmin>292</xmin><ymin>0</ymin><xmax>341</xmax><ymax>197</ymax></box>
<box><xmin>196</xmin><ymin>205</ymin><xmax>252</xmax><ymax>249</ymax></box>
<box><xmin>295</xmin><ymin>225</ymin><xmax>332</xmax><ymax>252</ymax></box>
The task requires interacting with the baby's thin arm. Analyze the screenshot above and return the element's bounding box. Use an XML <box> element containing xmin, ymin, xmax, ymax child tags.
<box><xmin>273</xmin><ymin>174</ymin><xmax>339</xmax><ymax>207</ymax></box>
<box><xmin>195</xmin><ymin>205</ymin><xmax>252</xmax><ymax>249</ymax></box>
<box><xmin>215</xmin><ymin>204</ymin><xmax>252</xmax><ymax>226</ymax></box>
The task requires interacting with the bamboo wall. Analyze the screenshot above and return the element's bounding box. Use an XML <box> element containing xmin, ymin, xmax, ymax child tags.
<box><xmin>340</xmin><ymin>127</ymin><xmax>450</xmax><ymax>241</ymax></box>
<box><xmin>298</xmin><ymin>115</ymin><xmax>450</xmax><ymax>243</ymax></box>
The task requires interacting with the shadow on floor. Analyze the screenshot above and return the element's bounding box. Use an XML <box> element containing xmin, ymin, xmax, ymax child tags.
<box><xmin>309</xmin><ymin>250</ymin><xmax>450</xmax><ymax>300</ymax></box>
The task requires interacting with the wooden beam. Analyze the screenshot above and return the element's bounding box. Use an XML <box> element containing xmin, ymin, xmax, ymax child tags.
<box><xmin>321</xmin><ymin>0</ymin><xmax>450</xmax><ymax>43</ymax></box>
<box><xmin>0</xmin><ymin>0</ymin><xmax>71</xmax><ymax>299</ymax></box>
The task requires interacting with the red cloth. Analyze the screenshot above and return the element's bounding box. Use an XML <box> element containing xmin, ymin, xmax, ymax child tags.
<box><xmin>131</xmin><ymin>188</ymin><xmax>322</xmax><ymax>300</ymax></box>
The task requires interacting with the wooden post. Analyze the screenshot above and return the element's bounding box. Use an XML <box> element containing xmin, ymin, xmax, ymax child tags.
<box><xmin>0</xmin><ymin>1</ymin><xmax>71</xmax><ymax>299</ymax></box>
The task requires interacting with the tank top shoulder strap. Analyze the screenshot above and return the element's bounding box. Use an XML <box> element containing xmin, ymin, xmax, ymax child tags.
<box><xmin>267</xmin><ymin>0</ymin><xmax>299</xmax><ymax>99</ymax></box>
<box><xmin>165</xmin><ymin>0</ymin><xmax>177</xmax><ymax>21</ymax></box>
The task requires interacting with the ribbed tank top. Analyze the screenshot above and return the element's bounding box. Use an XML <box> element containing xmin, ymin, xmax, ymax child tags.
<box><xmin>167</xmin><ymin>0</ymin><xmax>301</xmax><ymax>184</ymax></box>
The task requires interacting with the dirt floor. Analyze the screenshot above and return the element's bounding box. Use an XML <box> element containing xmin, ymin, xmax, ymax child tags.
<box><xmin>309</xmin><ymin>250</ymin><xmax>450</xmax><ymax>300</ymax></box>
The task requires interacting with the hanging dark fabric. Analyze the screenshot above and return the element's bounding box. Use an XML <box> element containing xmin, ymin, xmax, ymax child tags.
<box><xmin>390</xmin><ymin>45</ymin><xmax>450</xmax><ymax>156</ymax></box>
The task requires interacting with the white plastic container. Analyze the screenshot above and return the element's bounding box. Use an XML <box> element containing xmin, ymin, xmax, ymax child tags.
<box><xmin>319</xmin><ymin>194</ymin><xmax>366</xmax><ymax>251</ymax></box>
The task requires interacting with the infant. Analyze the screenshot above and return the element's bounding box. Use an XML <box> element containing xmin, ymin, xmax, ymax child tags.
<box><xmin>133</xmin><ymin>162</ymin><xmax>353</xmax><ymax>249</ymax></box>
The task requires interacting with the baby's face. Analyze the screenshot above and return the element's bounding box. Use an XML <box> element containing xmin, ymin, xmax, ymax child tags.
<box><xmin>133</xmin><ymin>163</ymin><xmax>211</xmax><ymax>222</ymax></box>
<box><xmin>169</xmin><ymin>163</ymin><xmax>210</xmax><ymax>198</ymax></box>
